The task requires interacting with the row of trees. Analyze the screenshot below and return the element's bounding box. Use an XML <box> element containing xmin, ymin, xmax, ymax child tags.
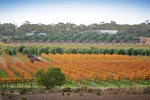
<box><xmin>0</xmin><ymin>20</ymin><xmax>150</xmax><ymax>37</ymax></box>
<box><xmin>8</xmin><ymin>33</ymin><xmax>141</xmax><ymax>45</ymax></box>
<box><xmin>1</xmin><ymin>45</ymin><xmax>150</xmax><ymax>56</ymax></box>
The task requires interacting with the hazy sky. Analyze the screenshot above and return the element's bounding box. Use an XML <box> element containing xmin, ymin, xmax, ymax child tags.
<box><xmin>0</xmin><ymin>0</ymin><xmax>150</xmax><ymax>25</ymax></box>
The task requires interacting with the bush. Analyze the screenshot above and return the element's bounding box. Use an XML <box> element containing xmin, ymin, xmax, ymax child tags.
<box><xmin>132</xmin><ymin>49</ymin><xmax>139</xmax><ymax>56</ymax></box>
<box><xmin>55</xmin><ymin>47</ymin><xmax>64</xmax><ymax>54</ymax></box>
<box><xmin>109</xmin><ymin>49</ymin><xmax>115</xmax><ymax>55</ymax></box>
<box><xmin>86</xmin><ymin>49</ymin><xmax>93</xmax><ymax>54</ymax></box>
<box><xmin>143</xmin><ymin>86</ymin><xmax>150</xmax><ymax>94</ymax></box>
<box><xmin>147</xmin><ymin>49</ymin><xmax>150</xmax><ymax>56</ymax></box>
<box><xmin>140</xmin><ymin>49</ymin><xmax>147</xmax><ymax>56</ymax></box>
<box><xmin>95</xmin><ymin>89</ymin><xmax>102</xmax><ymax>96</ymax></box>
<box><xmin>22</xmin><ymin>48</ymin><xmax>29</xmax><ymax>54</ymax></box>
<box><xmin>117</xmin><ymin>49</ymin><xmax>126</xmax><ymax>55</ymax></box>
<box><xmin>70</xmin><ymin>48</ymin><xmax>78</xmax><ymax>54</ymax></box>
<box><xmin>78</xmin><ymin>49</ymin><xmax>86</xmax><ymax>54</ymax></box>
<box><xmin>62</xmin><ymin>87</ymin><xmax>72</xmax><ymax>92</ymax></box>
<box><xmin>125</xmin><ymin>48</ymin><xmax>133</xmax><ymax>55</ymax></box>
<box><xmin>37</xmin><ymin>48</ymin><xmax>46</xmax><ymax>55</ymax></box>
<box><xmin>73</xmin><ymin>89</ymin><xmax>79</xmax><ymax>93</ymax></box>
<box><xmin>17</xmin><ymin>45</ymin><xmax>25</xmax><ymax>53</ymax></box>
<box><xmin>87</xmin><ymin>88</ymin><xmax>94</xmax><ymax>93</ymax></box>
<box><xmin>102</xmin><ymin>49</ymin><xmax>109</xmax><ymax>54</ymax></box>
<box><xmin>19</xmin><ymin>88</ymin><xmax>27</xmax><ymax>95</ymax></box>
<box><xmin>34</xmin><ymin>67</ymin><xmax>65</xmax><ymax>90</ymax></box>
<box><xmin>6</xmin><ymin>49</ymin><xmax>14</xmax><ymax>55</ymax></box>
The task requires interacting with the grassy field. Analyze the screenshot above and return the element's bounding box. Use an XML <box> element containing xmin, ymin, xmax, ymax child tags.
<box><xmin>9</xmin><ymin>43</ymin><xmax>150</xmax><ymax>49</ymax></box>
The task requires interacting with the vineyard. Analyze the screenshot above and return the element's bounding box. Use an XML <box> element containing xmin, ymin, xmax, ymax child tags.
<box><xmin>0</xmin><ymin>52</ymin><xmax>150</xmax><ymax>89</ymax></box>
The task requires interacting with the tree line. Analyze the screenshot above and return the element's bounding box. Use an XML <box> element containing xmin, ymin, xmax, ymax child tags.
<box><xmin>8</xmin><ymin>33</ymin><xmax>141</xmax><ymax>45</ymax></box>
<box><xmin>1</xmin><ymin>45</ymin><xmax>150</xmax><ymax>56</ymax></box>
<box><xmin>0</xmin><ymin>20</ymin><xmax>150</xmax><ymax>37</ymax></box>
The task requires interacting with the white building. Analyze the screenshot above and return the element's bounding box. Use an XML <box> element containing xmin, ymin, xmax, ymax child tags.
<box><xmin>79</xmin><ymin>30</ymin><xmax>118</xmax><ymax>34</ymax></box>
<box><xmin>26</xmin><ymin>32</ymin><xmax>35</xmax><ymax>36</ymax></box>
<box><xmin>38</xmin><ymin>33</ymin><xmax>47</xmax><ymax>36</ymax></box>
<box><xmin>99</xmin><ymin>30</ymin><xmax>118</xmax><ymax>34</ymax></box>
<box><xmin>26</xmin><ymin>32</ymin><xmax>47</xmax><ymax>36</ymax></box>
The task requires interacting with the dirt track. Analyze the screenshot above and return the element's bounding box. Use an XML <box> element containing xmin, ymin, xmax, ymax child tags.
<box><xmin>1</xmin><ymin>93</ymin><xmax>150</xmax><ymax>100</ymax></box>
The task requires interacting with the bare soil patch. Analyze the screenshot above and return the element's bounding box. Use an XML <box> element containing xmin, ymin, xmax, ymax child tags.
<box><xmin>1</xmin><ymin>93</ymin><xmax>150</xmax><ymax>100</ymax></box>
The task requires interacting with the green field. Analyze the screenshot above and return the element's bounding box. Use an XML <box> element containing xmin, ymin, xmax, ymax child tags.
<box><xmin>10</xmin><ymin>43</ymin><xmax>150</xmax><ymax>49</ymax></box>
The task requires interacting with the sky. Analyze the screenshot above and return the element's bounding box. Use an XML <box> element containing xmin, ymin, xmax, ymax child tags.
<box><xmin>0</xmin><ymin>0</ymin><xmax>150</xmax><ymax>26</ymax></box>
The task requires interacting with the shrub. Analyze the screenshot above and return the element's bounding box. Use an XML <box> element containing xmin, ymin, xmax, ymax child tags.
<box><xmin>34</xmin><ymin>67</ymin><xmax>65</xmax><ymax>90</ymax></box>
<box><xmin>17</xmin><ymin>45</ymin><xmax>25</xmax><ymax>53</ymax></box>
<box><xmin>73</xmin><ymin>89</ymin><xmax>79</xmax><ymax>93</ymax></box>
<box><xmin>132</xmin><ymin>49</ymin><xmax>139</xmax><ymax>56</ymax></box>
<box><xmin>19</xmin><ymin>88</ymin><xmax>27</xmax><ymax>95</ymax></box>
<box><xmin>87</xmin><ymin>88</ymin><xmax>94</xmax><ymax>93</ymax></box>
<box><xmin>102</xmin><ymin>49</ymin><xmax>109</xmax><ymax>54</ymax></box>
<box><xmin>117</xmin><ymin>49</ymin><xmax>126</xmax><ymax>55</ymax></box>
<box><xmin>62</xmin><ymin>87</ymin><xmax>72</xmax><ymax>92</ymax></box>
<box><xmin>95</xmin><ymin>89</ymin><xmax>102</xmax><ymax>96</ymax></box>
<box><xmin>140</xmin><ymin>49</ymin><xmax>147</xmax><ymax>56</ymax></box>
<box><xmin>125</xmin><ymin>48</ymin><xmax>134</xmax><ymax>55</ymax></box>
<box><xmin>6</xmin><ymin>49</ymin><xmax>14</xmax><ymax>55</ymax></box>
<box><xmin>109</xmin><ymin>48</ymin><xmax>115</xmax><ymax>55</ymax></box>
<box><xmin>143</xmin><ymin>86</ymin><xmax>150</xmax><ymax>94</ymax></box>
<box><xmin>37</xmin><ymin>48</ymin><xmax>46</xmax><ymax>55</ymax></box>
<box><xmin>70</xmin><ymin>48</ymin><xmax>78</xmax><ymax>54</ymax></box>
<box><xmin>55</xmin><ymin>47</ymin><xmax>64</xmax><ymax>54</ymax></box>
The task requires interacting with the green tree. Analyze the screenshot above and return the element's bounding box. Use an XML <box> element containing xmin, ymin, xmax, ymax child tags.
<box><xmin>125</xmin><ymin>48</ymin><xmax>134</xmax><ymax>55</ymax></box>
<box><xmin>69</xmin><ymin>48</ymin><xmax>78</xmax><ymax>54</ymax></box>
<box><xmin>101</xmin><ymin>49</ymin><xmax>109</xmax><ymax>54</ymax></box>
<box><xmin>133</xmin><ymin>37</ymin><xmax>140</xmax><ymax>45</ymax></box>
<box><xmin>22</xmin><ymin>48</ymin><xmax>29</xmax><ymax>54</ymax></box>
<box><xmin>55</xmin><ymin>47</ymin><xmax>64</xmax><ymax>54</ymax></box>
<box><xmin>140</xmin><ymin>49</ymin><xmax>147</xmax><ymax>56</ymax></box>
<box><xmin>117</xmin><ymin>49</ymin><xmax>126</xmax><ymax>55</ymax></box>
<box><xmin>34</xmin><ymin>67</ymin><xmax>65</xmax><ymax>90</ymax></box>
<box><xmin>132</xmin><ymin>49</ymin><xmax>139</xmax><ymax>56</ymax></box>
<box><xmin>109</xmin><ymin>48</ymin><xmax>115</xmax><ymax>54</ymax></box>
<box><xmin>6</xmin><ymin>49</ymin><xmax>14</xmax><ymax>55</ymax></box>
<box><xmin>125</xmin><ymin>35</ymin><xmax>133</xmax><ymax>44</ymax></box>
<box><xmin>17</xmin><ymin>45</ymin><xmax>25</xmax><ymax>53</ymax></box>
<box><xmin>98</xmin><ymin>34</ymin><xmax>107</xmax><ymax>41</ymax></box>
<box><xmin>86</xmin><ymin>48</ymin><xmax>93</xmax><ymax>54</ymax></box>
<box><xmin>37</xmin><ymin>48</ymin><xmax>46</xmax><ymax>55</ymax></box>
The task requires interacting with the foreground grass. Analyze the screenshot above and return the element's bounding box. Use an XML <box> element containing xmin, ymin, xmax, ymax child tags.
<box><xmin>63</xmin><ymin>80</ymin><xmax>150</xmax><ymax>88</ymax></box>
<box><xmin>0</xmin><ymin>80</ymin><xmax>149</xmax><ymax>91</ymax></box>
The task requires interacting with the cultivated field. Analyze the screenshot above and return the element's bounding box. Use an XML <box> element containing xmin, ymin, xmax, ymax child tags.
<box><xmin>0</xmin><ymin>52</ymin><xmax>150</xmax><ymax>88</ymax></box>
<box><xmin>0</xmin><ymin>44</ymin><xmax>150</xmax><ymax>100</ymax></box>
